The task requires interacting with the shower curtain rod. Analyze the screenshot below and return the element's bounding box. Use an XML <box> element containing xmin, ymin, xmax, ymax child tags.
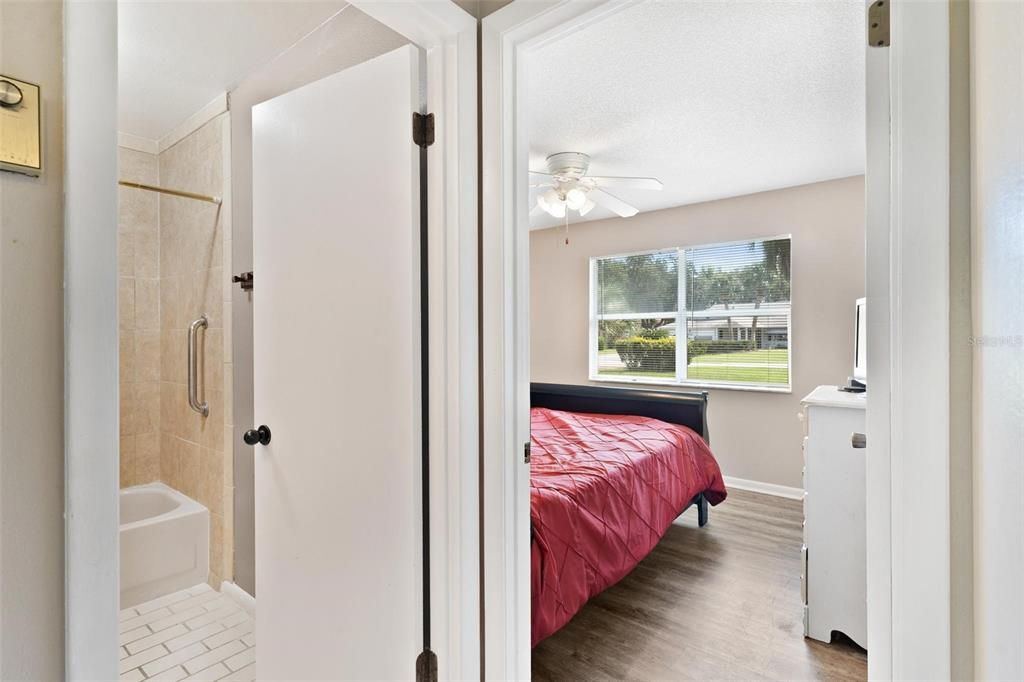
<box><xmin>118</xmin><ymin>180</ymin><xmax>222</xmax><ymax>205</ymax></box>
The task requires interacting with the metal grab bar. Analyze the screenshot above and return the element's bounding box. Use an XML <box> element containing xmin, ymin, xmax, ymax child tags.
<box><xmin>188</xmin><ymin>315</ymin><xmax>209</xmax><ymax>417</ymax></box>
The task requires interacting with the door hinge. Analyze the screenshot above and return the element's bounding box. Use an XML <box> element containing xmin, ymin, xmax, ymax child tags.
<box><xmin>867</xmin><ymin>0</ymin><xmax>890</xmax><ymax>47</ymax></box>
<box><xmin>415</xmin><ymin>648</ymin><xmax>437</xmax><ymax>682</ymax></box>
<box><xmin>524</xmin><ymin>442</ymin><xmax>531</xmax><ymax>464</ymax></box>
<box><xmin>232</xmin><ymin>271</ymin><xmax>253</xmax><ymax>292</ymax></box>
<box><xmin>413</xmin><ymin>112</ymin><xmax>435</xmax><ymax>148</ymax></box>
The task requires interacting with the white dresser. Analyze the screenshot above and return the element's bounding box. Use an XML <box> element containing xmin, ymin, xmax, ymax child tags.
<box><xmin>800</xmin><ymin>385</ymin><xmax>867</xmax><ymax>649</ymax></box>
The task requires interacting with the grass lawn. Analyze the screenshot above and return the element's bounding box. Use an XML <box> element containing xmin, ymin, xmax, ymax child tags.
<box><xmin>686</xmin><ymin>365</ymin><xmax>789</xmax><ymax>384</ymax></box>
<box><xmin>692</xmin><ymin>348</ymin><xmax>789</xmax><ymax>365</ymax></box>
<box><xmin>597</xmin><ymin>348</ymin><xmax>789</xmax><ymax>384</ymax></box>
<box><xmin>597</xmin><ymin>367</ymin><xmax>675</xmax><ymax>380</ymax></box>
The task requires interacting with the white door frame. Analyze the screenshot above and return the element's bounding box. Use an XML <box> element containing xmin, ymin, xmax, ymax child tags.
<box><xmin>63</xmin><ymin>2</ymin><xmax>478</xmax><ymax>679</ymax></box>
<box><xmin>481</xmin><ymin>1</ymin><xmax>956</xmax><ymax>679</ymax></box>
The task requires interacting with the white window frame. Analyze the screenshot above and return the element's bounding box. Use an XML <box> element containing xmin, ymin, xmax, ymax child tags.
<box><xmin>588</xmin><ymin>237</ymin><xmax>793</xmax><ymax>393</ymax></box>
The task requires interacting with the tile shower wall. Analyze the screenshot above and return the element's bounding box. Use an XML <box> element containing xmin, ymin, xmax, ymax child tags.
<box><xmin>119</xmin><ymin>148</ymin><xmax>162</xmax><ymax>487</ymax></box>
<box><xmin>157</xmin><ymin>113</ymin><xmax>234</xmax><ymax>589</ymax></box>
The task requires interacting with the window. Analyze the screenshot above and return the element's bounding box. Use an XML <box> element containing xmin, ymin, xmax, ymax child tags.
<box><xmin>591</xmin><ymin>237</ymin><xmax>791</xmax><ymax>390</ymax></box>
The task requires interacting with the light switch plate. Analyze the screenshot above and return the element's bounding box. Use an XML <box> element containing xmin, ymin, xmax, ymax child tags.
<box><xmin>0</xmin><ymin>75</ymin><xmax>42</xmax><ymax>176</ymax></box>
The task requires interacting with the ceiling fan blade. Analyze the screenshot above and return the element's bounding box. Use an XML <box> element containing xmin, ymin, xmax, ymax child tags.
<box><xmin>588</xmin><ymin>176</ymin><xmax>664</xmax><ymax>191</ymax></box>
<box><xmin>529</xmin><ymin>170</ymin><xmax>554</xmax><ymax>179</ymax></box>
<box><xmin>530</xmin><ymin>202</ymin><xmax>546</xmax><ymax>218</ymax></box>
<box><xmin>529</xmin><ymin>182</ymin><xmax>554</xmax><ymax>189</ymax></box>
<box><xmin>589</xmin><ymin>189</ymin><xmax>639</xmax><ymax>218</ymax></box>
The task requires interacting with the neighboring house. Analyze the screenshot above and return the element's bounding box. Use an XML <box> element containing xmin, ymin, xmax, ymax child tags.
<box><xmin>658</xmin><ymin>302</ymin><xmax>790</xmax><ymax>348</ymax></box>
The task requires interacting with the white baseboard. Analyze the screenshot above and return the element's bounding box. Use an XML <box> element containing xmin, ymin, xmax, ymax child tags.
<box><xmin>219</xmin><ymin>581</ymin><xmax>255</xmax><ymax>617</ymax></box>
<box><xmin>723</xmin><ymin>475</ymin><xmax>804</xmax><ymax>500</ymax></box>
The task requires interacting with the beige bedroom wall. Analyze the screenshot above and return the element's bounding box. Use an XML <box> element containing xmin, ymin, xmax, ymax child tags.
<box><xmin>0</xmin><ymin>0</ymin><xmax>65</xmax><ymax>677</ymax></box>
<box><xmin>530</xmin><ymin>176</ymin><xmax>865</xmax><ymax>489</ymax></box>
<box><xmin>158</xmin><ymin>113</ymin><xmax>234</xmax><ymax>588</ymax></box>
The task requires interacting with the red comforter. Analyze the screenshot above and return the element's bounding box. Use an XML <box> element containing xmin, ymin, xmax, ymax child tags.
<box><xmin>530</xmin><ymin>406</ymin><xmax>727</xmax><ymax>646</ymax></box>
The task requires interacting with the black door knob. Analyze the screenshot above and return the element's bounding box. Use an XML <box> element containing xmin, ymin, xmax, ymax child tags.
<box><xmin>244</xmin><ymin>425</ymin><xmax>272</xmax><ymax>446</ymax></box>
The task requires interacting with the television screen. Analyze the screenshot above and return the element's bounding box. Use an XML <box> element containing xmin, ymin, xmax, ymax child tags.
<box><xmin>854</xmin><ymin>298</ymin><xmax>866</xmax><ymax>381</ymax></box>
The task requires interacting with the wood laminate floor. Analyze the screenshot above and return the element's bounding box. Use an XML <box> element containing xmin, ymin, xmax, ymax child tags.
<box><xmin>532</xmin><ymin>488</ymin><xmax>867</xmax><ymax>681</ymax></box>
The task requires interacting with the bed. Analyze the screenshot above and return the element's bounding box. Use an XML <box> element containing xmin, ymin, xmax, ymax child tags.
<box><xmin>530</xmin><ymin>382</ymin><xmax>727</xmax><ymax>646</ymax></box>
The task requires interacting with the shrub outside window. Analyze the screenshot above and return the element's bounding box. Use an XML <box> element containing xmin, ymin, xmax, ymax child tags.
<box><xmin>590</xmin><ymin>237</ymin><xmax>791</xmax><ymax>391</ymax></box>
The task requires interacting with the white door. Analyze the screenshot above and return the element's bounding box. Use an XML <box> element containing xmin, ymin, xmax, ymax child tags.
<box><xmin>252</xmin><ymin>45</ymin><xmax>423</xmax><ymax>679</ymax></box>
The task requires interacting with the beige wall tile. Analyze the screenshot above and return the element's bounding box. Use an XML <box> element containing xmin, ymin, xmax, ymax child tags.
<box><xmin>198</xmin><ymin>391</ymin><xmax>223</xmax><ymax>452</ymax></box>
<box><xmin>223</xmin><ymin>363</ymin><xmax>233</xmax><ymax>426</ymax></box>
<box><xmin>209</xmin><ymin>512</ymin><xmax>224</xmax><ymax>578</ymax></box>
<box><xmin>118</xmin><ymin>147</ymin><xmax>160</xmax><ymax>490</ymax></box>
<box><xmin>161</xmin><ymin>328</ymin><xmax>185</xmax><ymax>384</ymax></box>
<box><xmin>119</xmin><ymin>278</ymin><xmax>135</xmax><ymax>331</ymax></box>
<box><xmin>222</xmin><ymin>484</ymin><xmax>234</xmax><ymax>581</ymax></box>
<box><xmin>160</xmin><ymin>432</ymin><xmax>179</xmax><ymax>486</ymax></box>
<box><xmin>153</xmin><ymin>114</ymin><xmax>233</xmax><ymax>583</ymax></box>
<box><xmin>223</xmin><ymin>301</ymin><xmax>232</xmax><ymax>362</ymax></box>
<box><xmin>223</xmin><ymin>239</ymin><xmax>233</xmax><ymax>296</ymax></box>
<box><xmin>179</xmin><ymin>391</ymin><xmax>203</xmax><ymax>444</ymax></box>
<box><xmin>135</xmin><ymin>330</ymin><xmax>161</xmax><ymax>383</ymax></box>
<box><xmin>120</xmin><ymin>434</ymin><xmax>136</xmax><ymax>488</ymax></box>
<box><xmin>160</xmin><ymin>276</ymin><xmax>181</xmax><ymax>331</ymax></box>
<box><xmin>160</xmin><ymin>382</ymin><xmax>179</xmax><ymax>436</ymax></box>
<box><xmin>135</xmin><ymin>229</ymin><xmax>159</xmax><ymax>278</ymax></box>
<box><xmin>119</xmin><ymin>232</ymin><xmax>134</xmax><ymax>276</ymax></box>
<box><xmin>223</xmin><ymin>444</ymin><xmax>233</xmax><ymax>484</ymax></box>
<box><xmin>179</xmin><ymin>439</ymin><xmax>200</xmax><ymax>501</ymax></box>
<box><xmin>203</xmin><ymin>328</ymin><xmax>224</xmax><ymax>393</ymax></box>
<box><xmin>120</xmin><ymin>333</ymin><xmax>136</xmax><ymax>385</ymax></box>
<box><xmin>120</xmin><ymin>189</ymin><xmax>158</xmax><ymax>236</ymax></box>
<box><xmin>135</xmin><ymin>279</ymin><xmax>160</xmax><ymax>330</ymax></box>
<box><xmin>186</xmin><ymin>269</ymin><xmax>222</xmax><ymax>330</ymax></box>
<box><xmin>137</xmin><ymin>434</ymin><xmax>160</xmax><ymax>484</ymax></box>
<box><xmin>120</xmin><ymin>147</ymin><xmax>159</xmax><ymax>185</ymax></box>
<box><xmin>136</xmin><ymin>381</ymin><xmax>160</xmax><ymax>434</ymax></box>
<box><xmin>120</xmin><ymin>384</ymin><xmax>136</xmax><ymax>437</ymax></box>
<box><xmin>198</xmin><ymin>447</ymin><xmax>224</xmax><ymax>515</ymax></box>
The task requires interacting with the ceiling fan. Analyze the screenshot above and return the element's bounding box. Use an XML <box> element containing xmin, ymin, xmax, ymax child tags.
<box><xmin>530</xmin><ymin>152</ymin><xmax>663</xmax><ymax>219</ymax></box>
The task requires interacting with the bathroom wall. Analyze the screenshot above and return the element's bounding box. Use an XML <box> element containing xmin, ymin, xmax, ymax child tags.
<box><xmin>119</xmin><ymin>148</ymin><xmax>161</xmax><ymax>487</ymax></box>
<box><xmin>158</xmin><ymin>112</ymin><xmax>234</xmax><ymax>588</ymax></box>
<box><xmin>0</xmin><ymin>0</ymin><xmax>66</xmax><ymax>677</ymax></box>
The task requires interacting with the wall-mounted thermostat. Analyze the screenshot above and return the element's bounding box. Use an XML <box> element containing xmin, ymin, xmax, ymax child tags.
<box><xmin>0</xmin><ymin>75</ymin><xmax>42</xmax><ymax>176</ymax></box>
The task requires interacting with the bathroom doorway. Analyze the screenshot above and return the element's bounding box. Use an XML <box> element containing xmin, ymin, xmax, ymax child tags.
<box><xmin>92</xmin><ymin>1</ymin><xmax>479</xmax><ymax>679</ymax></box>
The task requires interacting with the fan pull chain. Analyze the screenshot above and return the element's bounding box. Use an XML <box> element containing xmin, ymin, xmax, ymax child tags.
<box><xmin>564</xmin><ymin>211</ymin><xmax>570</xmax><ymax>246</ymax></box>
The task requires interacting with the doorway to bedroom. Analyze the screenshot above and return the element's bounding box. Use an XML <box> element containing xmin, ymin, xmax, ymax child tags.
<box><xmin>496</xmin><ymin>1</ymin><xmax>871</xmax><ymax>678</ymax></box>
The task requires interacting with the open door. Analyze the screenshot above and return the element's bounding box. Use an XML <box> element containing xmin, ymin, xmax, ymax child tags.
<box><xmin>252</xmin><ymin>44</ymin><xmax>424</xmax><ymax>679</ymax></box>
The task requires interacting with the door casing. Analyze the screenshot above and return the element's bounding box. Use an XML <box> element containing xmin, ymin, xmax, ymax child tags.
<box><xmin>62</xmin><ymin>2</ymin><xmax>478</xmax><ymax>679</ymax></box>
<box><xmin>481</xmin><ymin>1</ymin><xmax>960</xmax><ymax>679</ymax></box>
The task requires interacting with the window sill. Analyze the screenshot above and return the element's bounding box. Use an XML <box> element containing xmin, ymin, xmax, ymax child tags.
<box><xmin>588</xmin><ymin>374</ymin><xmax>793</xmax><ymax>395</ymax></box>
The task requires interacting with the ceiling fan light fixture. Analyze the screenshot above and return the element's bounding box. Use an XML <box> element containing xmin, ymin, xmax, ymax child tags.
<box><xmin>537</xmin><ymin>188</ymin><xmax>565</xmax><ymax>217</ymax></box>
<box><xmin>564</xmin><ymin>187</ymin><xmax>588</xmax><ymax>211</ymax></box>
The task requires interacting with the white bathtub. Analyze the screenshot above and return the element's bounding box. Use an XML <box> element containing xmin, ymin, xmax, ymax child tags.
<box><xmin>120</xmin><ymin>482</ymin><xmax>209</xmax><ymax>608</ymax></box>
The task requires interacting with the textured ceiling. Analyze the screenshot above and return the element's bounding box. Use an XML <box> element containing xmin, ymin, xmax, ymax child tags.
<box><xmin>119</xmin><ymin>0</ymin><xmax>348</xmax><ymax>141</ymax></box>
<box><xmin>526</xmin><ymin>0</ymin><xmax>865</xmax><ymax>229</ymax></box>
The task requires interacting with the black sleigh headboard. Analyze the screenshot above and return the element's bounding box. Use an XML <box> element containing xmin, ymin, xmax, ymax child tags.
<box><xmin>530</xmin><ymin>382</ymin><xmax>710</xmax><ymax>443</ymax></box>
